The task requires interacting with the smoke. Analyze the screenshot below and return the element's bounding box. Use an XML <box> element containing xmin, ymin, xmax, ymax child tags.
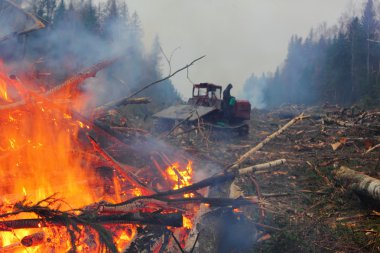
<box><xmin>240</xmin><ymin>73</ymin><xmax>267</xmax><ymax>109</ymax></box>
<box><xmin>0</xmin><ymin>0</ymin><xmax>179</xmax><ymax>113</ymax></box>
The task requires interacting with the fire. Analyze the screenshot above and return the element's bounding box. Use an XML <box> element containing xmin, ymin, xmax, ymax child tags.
<box><xmin>165</xmin><ymin>160</ymin><xmax>193</xmax><ymax>198</ymax></box>
<box><xmin>165</xmin><ymin>160</ymin><xmax>196</xmax><ymax>237</ymax></box>
<box><xmin>183</xmin><ymin>216</ymin><xmax>192</xmax><ymax>229</ymax></box>
<box><xmin>0</xmin><ymin>75</ymin><xmax>11</xmax><ymax>102</ymax></box>
<box><xmin>0</xmin><ymin>61</ymin><xmax>140</xmax><ymax>252</ymax></box>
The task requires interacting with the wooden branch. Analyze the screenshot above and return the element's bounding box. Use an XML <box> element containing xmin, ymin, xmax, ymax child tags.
<box><xmin>171</xmin><ymin>232</ymin><xmax>186</xmax><ymax>253</ymax></box>
<box><xmin>99</xmin><ymin>199</ymin><xmax>167</xmax><ymax>213</ymax></box>
<box><xmin>323</xmin><ymin>117</ymin><xmax>354</xmax><ymax>127</ymax></box>
<box><xmin>365</xmin><ymin>143</ymin><xmax>380</xmax><ymax>154</ymax></box>
<box><xmin>104</xmin><ymin>172</ymin><xmax>236</xmax><ymax>208</ymax></box>
<box><xmin>161</xmin><ymin>196</ymin><xmax>260</xmax><ymax>207</ymax></box>
<box><xmin>165</xmin><ymin>112</ymin><xmax>194</xmax><ymax>137</ymax></box>
<box><xmin>334</xmin><ymin>166</ymin><xmax>380</xmax><ymax>203</ymax></box>
<box><xmin>227</xmin><ymin>113</ymin><xmax>305</xmax><ymax>171</ymax></box>
<box><xmin>125</xmin><ymin>55</ymin><xmax>206</xmax><ymax>99</ymax></box>
<box><xmin>94</xmin><ymin>97</ymin><xmax>151</xmax><ymax>112</ymax></box>
<box><xmin>237</xmin><ymin>159</ymin><xmax>287</xmax><ymax>175</ymax></box>
<box><xmin>45</xmin><ymin>58</ymin><xmax>119</xmax><ymax>98</ymax></box>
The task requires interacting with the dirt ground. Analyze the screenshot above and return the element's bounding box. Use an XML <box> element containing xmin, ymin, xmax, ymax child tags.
<box><xmin>160</xmin><ymin>105</ymin><xmax>380</xmax><ymax>253</ymax></box>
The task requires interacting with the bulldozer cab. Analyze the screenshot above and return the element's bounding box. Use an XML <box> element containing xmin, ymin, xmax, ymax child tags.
<box><xmin>188</xmin><ymin>83</ymin><xmax>222</xmax><ymax>108</ymax></box>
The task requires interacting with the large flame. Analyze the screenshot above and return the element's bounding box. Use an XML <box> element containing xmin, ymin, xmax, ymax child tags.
<box><xmin>0</xmin><ymin>62</ymin><xmax>136</xmax><ymax>252</ymax></box>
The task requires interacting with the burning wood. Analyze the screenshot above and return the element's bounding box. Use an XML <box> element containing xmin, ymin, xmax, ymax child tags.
<box><xmin>20</xmin><ymin>231</ymin><xmax>45</xmax><ymax>247</ymax></box>
<box><xmin>0</xmin><ymin>213</ymin><xmax>183</xmax><ymax>230</ymax></box>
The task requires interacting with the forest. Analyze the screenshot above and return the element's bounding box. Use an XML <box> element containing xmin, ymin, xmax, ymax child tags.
<box><xmin>243</xmin><ymin>0</ymin><xmax>380</xmax><ymax>108</ymax></box>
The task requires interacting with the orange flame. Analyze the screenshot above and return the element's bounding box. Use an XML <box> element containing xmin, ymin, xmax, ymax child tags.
<box><xmin>165</xmin><ymin>160</ymin><xmax>193</xmax><ymax>198</ymax></box>
<box><xmin>0</xmin><ymin>74</ymin><xmax>12</xmax><ymax>102</ymax></box>
<box><xmin>0</xmin><ymin>61</ymin><xmax>138</xmax><ymax>251</ymax></box>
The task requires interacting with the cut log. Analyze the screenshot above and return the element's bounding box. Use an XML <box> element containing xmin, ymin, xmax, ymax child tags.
<box><xmin>334</xmin><ymin>166</ymin><xmax>380</xmax><ymax>204</ymax></box>
<box><xmin>21</xmin><ymin>231</ymin><xmax>45</xmax><ymax>247</ymax></box>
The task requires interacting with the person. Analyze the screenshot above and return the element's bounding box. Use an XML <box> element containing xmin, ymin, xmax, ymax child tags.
<box><xmin>222</xmin><ymin>83</ymin><xmax>234</xmax><ymax>122</ymax></box>
<box><xmin>223</xmin><ymin>83</ymin><xmax>233</xmax><ymax>103</ymax></box>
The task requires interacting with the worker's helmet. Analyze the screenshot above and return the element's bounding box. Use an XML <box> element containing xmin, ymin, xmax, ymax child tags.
<box><xmin>227</xmin><ymin>83</ymin><xmax>233</xmax><ymax>89</ymax></box>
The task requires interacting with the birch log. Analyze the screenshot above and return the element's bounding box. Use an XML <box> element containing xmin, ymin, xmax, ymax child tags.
<box><xmin>334</xmin><ymin>166</ymin><xmax>380</xmax><ymax>203</ymax></box>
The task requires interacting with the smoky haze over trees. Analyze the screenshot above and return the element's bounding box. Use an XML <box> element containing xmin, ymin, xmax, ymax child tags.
<box><xmin>0</xmin><ymin>0</ymin><xmax>180</xmax><ymax>113</ymax></box>
<box><xmin>243</xmin><ymin>0</ymin><xmax>380</xmax><ymax>108</ymax></box>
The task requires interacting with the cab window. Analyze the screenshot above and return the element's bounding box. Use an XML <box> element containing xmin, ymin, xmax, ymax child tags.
<box><xmin>194</xmin><ymin>88</ymin><xmax>207</xmax><ymax>97</ymax></box>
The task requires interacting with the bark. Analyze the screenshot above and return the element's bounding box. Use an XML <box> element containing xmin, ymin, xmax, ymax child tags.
<box><xmin>334</xmin><ymin>166</ymin><xmax>380</xmax><ymax>203</ymax></box>
<box><xmin>237</xmin><ymin>159</ymin><xmax>287</xmax><ymax>175</ymax></box>
<box><xmin>228</xmin><ymin>113</ymin><xmax>305</xmax><ymax>171</ymax></box>
<box><xmin>21</xmin><ymin>232</ymin><xmax>45</xmax><ymax>247</ymax></box>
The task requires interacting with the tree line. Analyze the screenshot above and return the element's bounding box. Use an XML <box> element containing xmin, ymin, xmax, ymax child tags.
<box><xmin>243</xmin><ymin>0</ymin><xmax>380</xmax><ymax>108</ymax></box>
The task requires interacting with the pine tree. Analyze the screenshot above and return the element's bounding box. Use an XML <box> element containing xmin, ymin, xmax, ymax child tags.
<box><xmin>53</xmin><ymin>0</ymin><xmax>66</xmax><ymax>27</ymax></box>
<box><xmin>81</xmin><ymin>0</ymin><xmax>100</xmax><ymax>34</ymax></box>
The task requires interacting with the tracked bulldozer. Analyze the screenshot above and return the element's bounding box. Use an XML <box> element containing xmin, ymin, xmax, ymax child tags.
<box><xmin>153</xmin><ymin>83</ymin><xmax>251</xmax><ymax>135</ymax></box>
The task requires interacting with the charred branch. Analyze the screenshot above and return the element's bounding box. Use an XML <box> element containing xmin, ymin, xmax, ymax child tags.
<box><xmin>105</xmin><ymin>159</ymin><xmax>285</xmax><ymax>208</ymax></box>
<box><xmin>0</xmin><ymin>212</ymin><xmax>183</xmax><ymax>231</ymax></box>
<box><xmin>126</xmin><ymin>55</ymin><xmax>205</xmax><ymax>99</ymax></box>
<box><xmin>45</xmin><ymin>58</ymin><xmax>119</xmax><ymax>98</ymax></box>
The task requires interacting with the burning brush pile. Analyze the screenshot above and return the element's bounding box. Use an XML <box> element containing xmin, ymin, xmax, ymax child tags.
<box><xmin>0</xmin><ymin>58</ymin><xmax>271</xmax><ymax>253</ymax></box>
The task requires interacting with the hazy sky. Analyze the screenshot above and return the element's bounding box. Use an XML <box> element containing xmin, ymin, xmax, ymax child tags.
<box><xmin>126</xmin><ymin>0</ymin><xmax>366</xmax><ymax>98</ymax></box>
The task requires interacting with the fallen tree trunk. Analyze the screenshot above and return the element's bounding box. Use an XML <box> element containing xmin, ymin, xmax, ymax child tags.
<box><xmin>334</xmin><ymin>166</ymin><xmax>380</xmax><ymax>204</ymax></box>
